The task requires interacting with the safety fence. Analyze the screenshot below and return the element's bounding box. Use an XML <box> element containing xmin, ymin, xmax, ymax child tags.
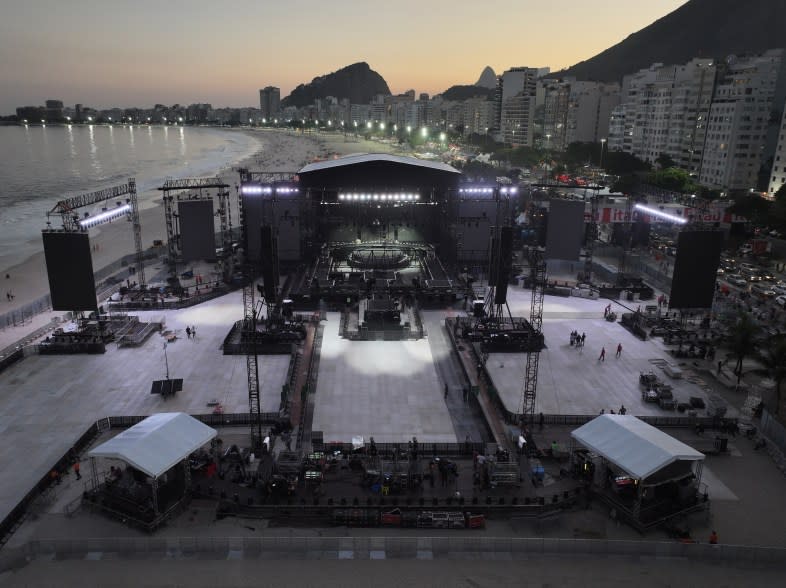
<box><xmin>3</xmin><ymin>535</ymin><xmax>785</xmax><ymax>566</ymax></box>
<box><xmin>0</xmin><ymin>411</ymin><xmax>286</xmax><ymax>550</ymax></box>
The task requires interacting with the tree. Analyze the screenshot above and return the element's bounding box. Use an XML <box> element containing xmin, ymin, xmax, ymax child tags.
<box><xmin>612</xmin><ymin>174</ymin><xmax>640</xmax><ymax>194</ymax></box>
<box><xmin>656</xmin><ymin>153</ymin><xmax>676</xmax><ymax>169</ymax></box>
<box><xmin>726</xmin><ymin>193</ymin><xmax>772</xmax><ymax>226</ymax></box>
<box><xmin>726</xmin><ymin>312</ymin><xmax>761</xmax><ymax>386</ymax></box>
<box><xmin>647</xmin><ymin>167</ymin><xmax>698</xmax><ymax>193</ymax></box>
<box><xmin>750</xmin><ymin>334</ymin><xmax>786</xmax><ymax>417</ymax></box>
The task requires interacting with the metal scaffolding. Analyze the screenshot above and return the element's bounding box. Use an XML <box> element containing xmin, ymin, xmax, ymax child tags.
<box><xmin>157</xmin><ymin>177</ymin><xmax>232</xmax><ymax>280</ymax></box>
<box><xmin>520</xmin><ymin>249</ymin><xmax>547</xmax><ymax>423</ymax></box>
<box><xmin>243</xmin><ymin>273</ymin><xmax>264</xmax><ymax>452</ymax></box>
<box><xmin>48</xmin><ymin>178</ymin><xmax>146</xmax><ymax>288</ymax></box>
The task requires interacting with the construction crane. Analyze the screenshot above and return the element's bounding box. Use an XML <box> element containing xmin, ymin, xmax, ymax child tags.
<box><xmin>48</xmin><ymin>178</ymin><xmax>146</xmax><ymax>289</ymax></box>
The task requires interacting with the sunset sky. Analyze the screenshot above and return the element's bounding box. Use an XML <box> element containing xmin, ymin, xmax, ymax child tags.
<box><xmin>0</xmin><ymin>0</ymin><xmax>688</xmax><ymax>114</ymax></box>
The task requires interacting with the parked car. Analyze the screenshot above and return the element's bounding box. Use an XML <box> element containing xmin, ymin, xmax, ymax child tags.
<box><xmin>772</xmin><ymin>284</ymin><xmax>786</xmax><ymax>296</ymax></box>
<box><xmin>776</xmin><ymin>295</ymin><xmax>786</xmax><ymax>307</ymax></box>
<box><xmin>759</xmin><ymin>270</ymin><xmax>776</xmax><ymax>282</ymax></box>
<box><xmin>725</xmin><ymin>274</ymin><xmax>748</xmax><ymax>287</ymax></box>
<box><xmin>752</xmin><ymin>284</ymin><xmax>776</xmax><ymax>298</ymax></box>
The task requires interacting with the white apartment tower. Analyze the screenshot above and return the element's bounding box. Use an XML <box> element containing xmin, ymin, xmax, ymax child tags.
<box><xmin>700</xmin><ymin>50</ymin><xmax>785</xmax><ymax>192</ymax></box>
<box><xmin>564</xmin><ymin>81</ymin><xmax>621</xmax><ymax>146</ymax></box>
<box><xmin>607</xmin><ymin>59</ymin><xmax>715</xmax><ymax>172</ymax></box>
<box><xmin>497</xmin><ymin>67</ymin><xmax>540</xmax><ymax>146</ymax></box>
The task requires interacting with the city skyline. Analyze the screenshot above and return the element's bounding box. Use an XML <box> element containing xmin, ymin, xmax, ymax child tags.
<box><xmin>0</xmin><ymin>0</ymin><xmax>687</xmax><ymax>115</ymax></box>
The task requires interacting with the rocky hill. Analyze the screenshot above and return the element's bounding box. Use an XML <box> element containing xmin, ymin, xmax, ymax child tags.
<box><xmin>440</xmin><ymin>85</ymin><xmax>495</xmax><ymax>101</ymax></box>
<box><xmin>475</xmin><ymin>66</ymin><xmax>497</xmax><ymax>89</ymax></box>
<box><xmin>282</xmin><ymin>62</ymin><xmax>390</xmax><ymax>108</ymax></box>
<box><xmin>554</xmin><ymin>0</ymin><xmax>786</xmax><ymax>82</ymax></box>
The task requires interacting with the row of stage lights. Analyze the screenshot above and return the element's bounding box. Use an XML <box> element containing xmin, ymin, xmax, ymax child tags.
<box><xmin>79</xmin><ymin>203</ymin><xmax>131</xmax><ymax>229</ymax></box>
<box><xmin>458</xmin><ymin>186</ymin><xmax>518</xmax><ymax>194</ymax></box>
<box><xmin>633</xmin><ymin>203</ymin><xmax>688</xmax><ymax>225</ymax></box>
<box><xmin>337</xmin><ymin>193</ymin><xmax>420</xmax><ymax>202</ymax></box>
<box><xmin>240</xmin><ymin>185</ymin><xmax>300</xmax><ymax>195</ymax></box>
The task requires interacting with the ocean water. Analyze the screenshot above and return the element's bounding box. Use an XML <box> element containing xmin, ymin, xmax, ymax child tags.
<box><xmin>0</xmin><ymin>124</ymin><xmax>261</xmax><ymax>269</ymax></box>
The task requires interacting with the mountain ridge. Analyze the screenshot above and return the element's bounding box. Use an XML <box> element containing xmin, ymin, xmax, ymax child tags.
<box><xmin>553</xmin><ymin>0</ymin><xmax>786</xmax><ymax>82</ymax></box>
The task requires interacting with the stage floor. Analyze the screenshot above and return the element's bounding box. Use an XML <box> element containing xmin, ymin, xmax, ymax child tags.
<box><xmin>312</xmin><ymin>312</ymin><xmax>457</xmax><ymax>444</ymax></box>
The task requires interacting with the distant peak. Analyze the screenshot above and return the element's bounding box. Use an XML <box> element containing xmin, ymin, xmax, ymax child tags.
<box><xmin>475</xmin><ymin>66</ymin><xmax>497</xmax><ymax>88</ymax></box>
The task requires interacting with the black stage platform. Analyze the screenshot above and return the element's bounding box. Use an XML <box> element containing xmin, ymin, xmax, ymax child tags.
<box><xmin>286</xmin><ymin>241</ymin><xmax>457</xmax><ymax>309</ymax></box>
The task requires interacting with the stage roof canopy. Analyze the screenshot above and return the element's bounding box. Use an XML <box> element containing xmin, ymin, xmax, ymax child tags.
<box><xmin>88</xmin><ymin>412</ymin><xmax>216</xmax><ymax>478</ymax></box>
<box><xmin>298</xmin><ymin>153</ymin><xmax>460</xmax><ymax>191</ymax></box>
<box><xmin>571</xmin><ymin>414</ymin><xmax>704</xmax><ymax>480</ymax></box>
<box><xmin>299</xmin><ymin>153</ymin><xmax>460</xmax><ymax>175</ymax></box>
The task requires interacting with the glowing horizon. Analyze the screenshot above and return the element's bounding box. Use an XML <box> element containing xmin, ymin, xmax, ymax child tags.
<box><xmin>0</xmin><ymin>0</ymin><xmax>688</xmax><ymax>114</ymax></box>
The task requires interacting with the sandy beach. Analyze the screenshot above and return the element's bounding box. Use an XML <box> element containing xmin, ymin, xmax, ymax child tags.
<box><xmin>0</xmin><ymin>129</ymin><xmax>400</xmax><ymax>349</ymax></box>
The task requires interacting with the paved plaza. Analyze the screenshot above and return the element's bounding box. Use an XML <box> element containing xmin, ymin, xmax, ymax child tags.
<box><xmin>486</xmin><ymin>286</ymin><xmax>733</xmax><ymax>418</ymax></box>
<box><xmin>0</xmin><ymin>289</ymin><xmax>288</xmax><ymax>524</ymax></box>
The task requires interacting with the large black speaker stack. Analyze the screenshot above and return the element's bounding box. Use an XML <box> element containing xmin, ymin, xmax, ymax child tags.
<box><xmin>669</xmin><ymin>230</ymin><xmax>723</xmax><ymax>309</ymax></box>
<box><xmin>260</xmin><ymin>225</ymin><xmax>279</xmax><ymax>301</ymax></box>
<box><xmin>494</xmin><ymin>227</ymin><xmax>514</xmax><ymax>305</ymax></box>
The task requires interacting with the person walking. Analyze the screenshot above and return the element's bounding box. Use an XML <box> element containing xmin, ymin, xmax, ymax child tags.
<box><xmin>598</xmin><ymin>347</ymin><xmax>606</xmax><ymax>362</ymax></box>
<box><xmin>709</xmin><ymin>530</ymin><xmax>718</xmax><ymax>544</ymax></box>
<box><xmin>191</xmin><ymin>325</ymin><xmax>196</xmax><ymax>339</ymax></box>
<box><xmin>186</xmin><ymin>326</ymin><xmax>191</xmax><ymax>339</ymax></box>
<box><xmin>616</xmin><ymin>343</ymin><xmax>622</xmax><ymax>358</ymax></box>
<box><xmin>444</xmin><ymin>383</ymin><xmax>449</xmax><ymax>399</ymax></box>
<box><xmin>73</xmin><ymin>461</ymin><xmax>81</xmax><ymax>480</ymax></box>
<box><xmin>580</xmin><ymin>333</ymin><xmax>586</xmax><ymax>346</ymax></box>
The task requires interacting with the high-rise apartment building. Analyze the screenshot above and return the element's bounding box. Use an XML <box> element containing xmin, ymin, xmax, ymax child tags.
<box><xmin>768</xmin><ymin>104</ymin><xmax>786</xmax><ymax>197</ymax></box>
<box><xmin>608</xmin><ymin>59</ymin><xmax>715</xmax><ymax>172</ymax></box>
<box><xmin>497</xmin><ymin>67</ymin><xmax>540</xmax><ymax>146</ymax></box>
<box><xmin>700</xmin><ymin>50</ymin><xmax>785</xmax><ymax>192</ymax></box>
<box><xmin>258</xmin><ymin>86</ymin><xmax>281</xmax><ymax>120</ymax></box>
<box><xmin>541</xmin><ymin>80</ymin><xmax>621</xmax><ymax>150</ymax></box>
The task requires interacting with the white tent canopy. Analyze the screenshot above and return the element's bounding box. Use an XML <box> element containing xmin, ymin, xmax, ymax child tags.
<box><xmin>88</xmin><ymin>412</ymin><xmax>216</xmax><ymax>479</ymax></box>
<box><xmin>571</xmin><ymin>414</ymin><xmax>704</xmax><ymax>480</ymax></box>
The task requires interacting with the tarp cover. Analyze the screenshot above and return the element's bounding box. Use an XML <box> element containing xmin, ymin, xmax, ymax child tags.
<box><xmin>571</xmin><ymin>414</ymin><xmax>704</xmax><ymax>480</ymax></box>
<box><xmin>88</xmin><ymin>412</ymin><xmax>216</xmax><ymax>478</ymax></box>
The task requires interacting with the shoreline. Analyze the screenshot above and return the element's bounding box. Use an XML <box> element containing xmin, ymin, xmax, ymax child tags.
<box><xmin>0</xmin><ymin>129</ymin><xmax>401</xmax><ymax>328</ymax></box>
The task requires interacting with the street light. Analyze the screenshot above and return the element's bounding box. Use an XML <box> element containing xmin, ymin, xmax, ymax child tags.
<box><xmin>163</xmin><ymin>342</ymin><xmax>170</xmax><ymax>380</ymax></box>
<box><xmin>599</xmin><ymin>138</ymin><xmax>607</xmax><ymax>170</ymax></box>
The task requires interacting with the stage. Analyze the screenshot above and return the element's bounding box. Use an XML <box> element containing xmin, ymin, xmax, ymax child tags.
<box><xmin>312</xmin><ymin>312</ymin><xmax>457</xmax><ymax>443</ymax></box>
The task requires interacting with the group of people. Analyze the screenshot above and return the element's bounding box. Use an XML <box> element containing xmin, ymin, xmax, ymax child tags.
<box><xmin>597</xmin><ymin>343</ymin><xmax>623</xmax><ymax>362</ymax></box>
<box><xmin>569</xmin><ymin>331</ymin><xmax>586</xmax><ymax>347</ymax></box>
<box><xmin>5</xmin><ymin>291</ymin><xmax>14</xmax><ymax>301</ymax></box>
<box><xmin>185</xmin><ymin>325</ymin><xmax>198</xmax><ymax>339</ymax></box>
<box><xmin>599</xmin><ymin>405</ymin><xmax>627</xmax><ymax>415</ymax></box>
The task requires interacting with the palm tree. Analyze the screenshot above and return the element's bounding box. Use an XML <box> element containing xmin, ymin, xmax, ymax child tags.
<box><xmin>750</xmin><ymin>334</ymin><xmax>786</xmax><ymax>417</ymax></box>
<box><xmin>726</xmin><ymin>312</ymin><xmax>760</xmax><ymax>385</ymax></box>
